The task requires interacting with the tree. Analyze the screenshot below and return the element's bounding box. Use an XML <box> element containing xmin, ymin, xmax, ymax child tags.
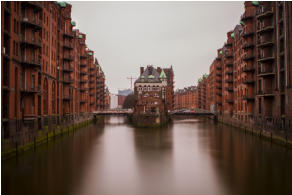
<box><xmin>122</xmin><ymin>94</ymin><xmax>137</xmax><ymax>109</ymax></box>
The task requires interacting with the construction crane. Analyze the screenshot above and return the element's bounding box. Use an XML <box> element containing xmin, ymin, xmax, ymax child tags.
<box><xmin>127</xmin><ymin>76</ymin><xmax>137</xmax><ymax>90</ymax></box>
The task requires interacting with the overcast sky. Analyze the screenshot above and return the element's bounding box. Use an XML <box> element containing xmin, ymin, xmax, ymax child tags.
<box><xmin>70</xmin><ymin>1</ymin><xmax>244</xmax><ymax>94</ymax></box>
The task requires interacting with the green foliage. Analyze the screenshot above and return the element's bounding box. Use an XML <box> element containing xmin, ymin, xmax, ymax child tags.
<box><xmin>123</xmin><ymin>94</ymin><xmax>137</xmax><ymax>109</ymax></box>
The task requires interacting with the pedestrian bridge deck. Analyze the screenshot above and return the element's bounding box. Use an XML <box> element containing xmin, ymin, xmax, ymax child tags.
<box><xmin>93</xmin><ymin>109</ymin><xmax>214</xmax><ymax>116</ymax></box>
<box><xmin>93</xmin><ymin>109</ymin><xmax>133</xmax><ymax>116</ymax></box>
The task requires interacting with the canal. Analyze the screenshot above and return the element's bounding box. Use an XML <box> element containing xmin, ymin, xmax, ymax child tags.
<box><xmin>2</xmin><ymin>116</ymin><xmax>292</xmax><ymax>195</ymax></box>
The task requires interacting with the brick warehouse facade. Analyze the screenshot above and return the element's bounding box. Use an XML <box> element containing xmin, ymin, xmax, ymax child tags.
<box><xmin>1</xmin><ymin>2</ymin><xmax>108</xmax><ymax>151</ymax></box>
<box><xmin>174</xmin><ymin>86</ymin><xmax>198</xmax><ymax>110</ymax></box>
<box><xmin>174</xmin><ymin>1</ymin><xmax>292</xmax><ymax>131</ymax></box>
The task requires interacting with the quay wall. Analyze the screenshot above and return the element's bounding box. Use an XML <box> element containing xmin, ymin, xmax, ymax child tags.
<box><xmin>129</xmin><ymin>114</ymin><xmax>169</xmax><ymax>128</ymax></box>
<box><xmin>2</xmin><ymin>113</ymin><xmax>97</xmax><ymax>160</ymax></box>
<box><xmin>216</xmin><ymin>115</ymin><xmax>292</xmax><ymax>149</ymax></box>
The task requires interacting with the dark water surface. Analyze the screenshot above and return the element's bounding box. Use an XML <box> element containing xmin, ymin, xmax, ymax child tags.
<box><xmin>2</xmin><ymin>116</ymin><xmax>292</xmax><ymax>195</ymax></box>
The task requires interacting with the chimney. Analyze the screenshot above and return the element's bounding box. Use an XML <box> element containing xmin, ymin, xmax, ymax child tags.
<box><xmin>140</xmin><ymin>67</ymin><xmax>144</xmax><ymax>75</ymax></box>
<box><xmin>226</xmin><ymin>31</ymin><xmax>233</xmax><ymax>43</ymax></box>
<box><xmin>148</xmin><ymin>66</ymin><xmax>153</xmax><ymax>75</ymax></box>
<box><xmin>157</xmin><ymin>67</ymin><xmax>161</xmax><ymax>74</ymax></box>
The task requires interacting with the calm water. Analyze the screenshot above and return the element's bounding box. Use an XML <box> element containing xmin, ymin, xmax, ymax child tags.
<box><xmin>2</xmin><ymin>116</ymin><xmax>292</xmax><ymax>195</ymax></box>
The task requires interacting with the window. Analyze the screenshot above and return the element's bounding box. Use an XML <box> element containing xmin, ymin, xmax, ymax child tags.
<box><xmin>14</xmin><ymin>18</ymin><xmax>16</xmax><ymax>33</ymax></box>
<box><xmin>13</xmin><ymin>40</ymin><xmax>15</xmax><ymax>55</ymax></box>
<box><xmin>258</xmin><ymin>80</ymin><xmax>262</xmax><ymax>93</ymax></box>
<box><xmin>32</xmin><ymin>75</ymin><xmax>35</xmax><ymax>89</ymax></box>
<box><xmin>32</xmin><ymin>96</ymin><xmax>35</xmax><ymax>114</ymax></box>
<box><xmin>52</xmin><ymin>82</ymin><xmax>56</xmax><ymax>114</ymax></box>
<box><xmin>259</xmin><ymin>98</ymin><xmax>262</xmax><ymax>114</ymax></box>
<box><xmin>43</xmin><ymin>78</ymin><xmax>48</xmax><ymax>115</ymax></box>
<box><xmin>15</xmin><ymin>43</ymin><xmax>18</xmax><ymax>56</ymax></box>
<box><xmin>20</xmin><ymin>70</ymin><xmax>23</xmax><ymax>90</ymax></box>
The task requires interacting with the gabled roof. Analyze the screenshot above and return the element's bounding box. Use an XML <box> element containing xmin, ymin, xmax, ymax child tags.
<box><xmin>160</xmin><ymin>69</ymin><xmax>167</xmax><ymax>79</ymax></box>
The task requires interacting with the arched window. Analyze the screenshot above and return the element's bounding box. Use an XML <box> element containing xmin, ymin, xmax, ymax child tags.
<box><xmin>43</xmin><ymin>78</ymin><xmax>48</xmax><ymax>115</ymax></box>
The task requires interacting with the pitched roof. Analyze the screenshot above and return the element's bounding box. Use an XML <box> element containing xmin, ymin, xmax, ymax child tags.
<box><xmin>160</xmin><ymin>69</ymin><xmax>167</xmax><ymax>79</ymax></box>
<box><xmin>135</xmin><ymin>66</ymin><xmax>161</xmax><ymax>83</ymax></box>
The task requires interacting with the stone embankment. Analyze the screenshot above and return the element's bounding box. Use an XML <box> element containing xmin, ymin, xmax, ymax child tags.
<box><xmin>129</xmin><ymin>113</ymin><xmax>169</xmax><ymax>128</ymax></box>
<box><xmin>1</xmin><ymin>115</ymin><xmax>102</xmax><ymax>160</ymax></box>
<box><xmin>216</xmin><ymin>115</ymin><xmax>292</xmax><ymax>149</ymax></box>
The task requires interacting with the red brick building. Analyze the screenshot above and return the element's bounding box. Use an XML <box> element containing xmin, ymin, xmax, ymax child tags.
<box><xmin>197</xmin><ymin>75</ymin><xmax>208</xmax><ymax>110</ymax></box>
<box><xmin>1</xmin><ymin>1</ymin><xmax>108</xmax><ymax>151</ymax></box>
<box><xmin>134</xmin><ymin>66</ymin><xmax>168</xmax><ymax>114</ymax></box>
<box><xmin>221</xmin><ymin>32</ymin><xmax>234</xmax><ymax>117</ymax></box>
<box><xmin>254</xmin><ymin>1</ymin><xmax>292</xmax><ymax>129</ymax></box>
<box><xmin>195</xmin><ymin>1</ymin><xmax>292</xmax><ymax>130</ymax></box>
<box><xmin>174</xmin><ymin>86</ymin><xmax>198</xmax><ymax>110</ymax></box>
<box><xmin>104</xmin><ymin>87</ymin><xmax>110</xmax><ymax>110</ymax></box>
<box><xmin>162</xmin><ymin>66</ymin><xmax>174</xmax><ymax>111</ymax></box>
<box><xmin>95</xmin><ymin>59</ymin><xmax>106</xmax><ymax>111</ymax></box>
<box><xmin>238</xmin><ymin>2</ymin><xmax>257</xmax><ymax>123</ymax></box>
<box><xmin>208</xmin><ymin>54</ymin><xmax>223</xmax><ymax>113</ymax></box>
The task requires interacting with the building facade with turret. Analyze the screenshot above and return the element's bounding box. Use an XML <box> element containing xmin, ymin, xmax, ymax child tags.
<box><xmin>134</xmin><ymin>65</ymin><xmax>168</xmax><ymax>114</ymax></box>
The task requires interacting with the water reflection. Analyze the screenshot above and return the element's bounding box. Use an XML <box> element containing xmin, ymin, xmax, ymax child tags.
<box><xmin>73</xmin><ymin>117</ymin><xmax>141</xmax><ymax>195</ymax></box>
<box><xmin>133</xmin><ymin>125</ymin><xmax>174</xmax><ymax>195</ymax></box>
<box><xmin>197</xmin><ymin>121</ymin><xmax>292</xmax><ymax>195</ymax></box>
<box><xmin>2</xmin><ymin>123</ymin><xmax>105</xmax><ymax>195</ymax></box>
<box><xmin>2</xmin><ymin>116</ymin><xmax>292</xmax><ymax>195</ymax></box>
